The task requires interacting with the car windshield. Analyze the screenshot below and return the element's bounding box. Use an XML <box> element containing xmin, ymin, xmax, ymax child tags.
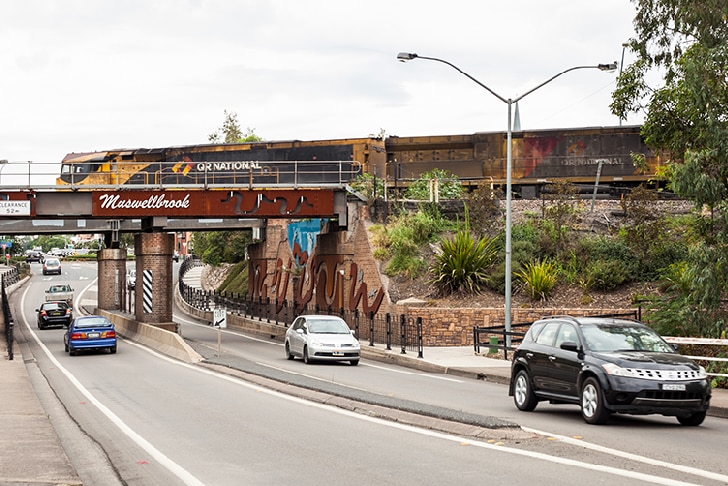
<box><xmin>307</xmin><ymin>319</ymin><xmax>351</xmax><ymax>334</ymax></box>
<box><xmin>582</xmin><ymin>324</ymin><xmax>674</xmax><ymax>353</ymax></box>
<box><xmin>74</xmin><ymin>317</ymin><xmax>111</xmax><ymax>328</ymax></box>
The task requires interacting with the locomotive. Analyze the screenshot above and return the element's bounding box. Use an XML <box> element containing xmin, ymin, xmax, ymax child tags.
<box><xmin>57</xmin><ymin>125</ymin><xmax>660</xmax><ymax>198</ymax></box>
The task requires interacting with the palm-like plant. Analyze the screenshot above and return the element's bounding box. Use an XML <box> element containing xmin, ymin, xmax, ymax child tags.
<box><xmin>516</xmin><ymin>259</ymin><xmax>559</xmax><ymax>301</ymax></box>
<box><xmin>430</xmin><ymin>230</ymin><xmax>500</xmax><ymax>295</ymax></box>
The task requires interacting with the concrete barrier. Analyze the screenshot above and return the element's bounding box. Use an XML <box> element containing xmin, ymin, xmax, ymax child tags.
<box><xmin>99</xmin><ymin>310</ymin><xmax>203</xmax><ymax>364</ymax></box>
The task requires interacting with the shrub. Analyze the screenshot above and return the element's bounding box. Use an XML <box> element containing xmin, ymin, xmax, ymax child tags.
<box><xmin>515</xmin><ymin>259</ymin><xmax>559</xmax><ymax>301</ymax></box>
<box><xmin>430</xmin><ymin>231</ymin><xmax>500</xmax><ymax>295</ymax></box>
<box><xmin>588</xmin><ymin>259</ymin><xmax>632</xmax><ymax>291</ymax></box>
<box><xmin>404</xmin><ymin>168</ymin><xmax>465</xmax><ymax>201</ymax></box>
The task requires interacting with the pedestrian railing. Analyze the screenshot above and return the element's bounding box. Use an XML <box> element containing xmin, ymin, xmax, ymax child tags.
<box><xmin>178</xmin><ymin>257</ymin><xmax>424</xmax><ymax>357</ymax></box>
<box><xmin>2</xmin><ymin>267</ymin><xmax>21</xmax><ymax>361</ymax></box>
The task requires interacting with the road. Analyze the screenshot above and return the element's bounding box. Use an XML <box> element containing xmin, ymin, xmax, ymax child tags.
<box><xmin>14</xmin><ymin>261</ymin><xmax>728</xmax><ymax>485</ymax></box>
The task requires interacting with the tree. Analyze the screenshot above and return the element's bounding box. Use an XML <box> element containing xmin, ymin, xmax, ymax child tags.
<box><xmin>612</xmin><ymin>1</ymin><xmax>728</xmax><ymax>336</ymax></box>
<box><xmin>208</xmin><ymin>110</ymin><xmax>263</xmax><ymax>143</ymax></box>
<box><xmin>191</xmin><ymin>230</ymin><xmax>252</xmax><ymax>266</ymax></box>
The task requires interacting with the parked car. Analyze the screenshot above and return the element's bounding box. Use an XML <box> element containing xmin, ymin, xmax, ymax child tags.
<box><xmin>25</xmin><ymin>251</ymin><xmax>44</xmax><ymax>263</ymax></box>
<box><xmin>42</xmin><ymin>257</ymin><xmax>62</xmax><ymax>275</ymax></box>
<box><xmin>509</xmin><ymin>316</ymin><xmax>711</xmax><ymax>426</ymax></box>
<box><xmin>284</xmin><ymin>314</ymin><xmax>360</xmax><ymax>365</ymax></box>
<box><xmin>63</xmin><ymin>315</ymin><xmax>117</xmax><ymax>356</ymax></box>
<box><xmin>127</xmin><ymin>269</ymin><xmax>136</xmax><ymax>290</ymax></box>
<box><xmin>36</xmin><ymin>301</ymin><xmax>73</xmax><ymax>329</ymax></box>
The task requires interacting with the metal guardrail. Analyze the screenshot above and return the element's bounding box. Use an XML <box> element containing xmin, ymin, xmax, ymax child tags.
<box><xmin>177</xmin><ymin>258</ymin><xmax>424</xmax><ymax>358</ymax></box>
<box><xmin>474</xmin><ymin>311</ymin><xmax>641</xmax><ymax>361</ymax></box>
<box><xmin>474</xmin><ymin>313</ymin><xmax>728</xmax><ymax>380</ymax></box>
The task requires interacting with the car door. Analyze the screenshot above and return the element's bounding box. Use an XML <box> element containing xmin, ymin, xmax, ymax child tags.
<box><xmin>527</xmin><ymin>322</ymin><xmax>560</xmax><ymax>392</ymax></box>
<box><xmin>548</xmin><ymin>323</ymin><xmax>583</xmax><ymax>398</ymax></box>
<box><xmin>288</xmin><ymin>318</ymin><xmax>307</xmax><ymax>355</ymax></box>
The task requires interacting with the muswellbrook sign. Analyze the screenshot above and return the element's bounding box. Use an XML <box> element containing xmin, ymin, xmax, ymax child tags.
<box><xmin>92</xmin><ymin>189</ymin><xmax>336</xmax><ymax>218</ymax></box>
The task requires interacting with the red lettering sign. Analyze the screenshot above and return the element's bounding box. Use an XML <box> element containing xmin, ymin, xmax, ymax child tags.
<box><xmin>92</xmin><ymin>190</ymin><xmax>336</xmax><ymax>218</ymax></box>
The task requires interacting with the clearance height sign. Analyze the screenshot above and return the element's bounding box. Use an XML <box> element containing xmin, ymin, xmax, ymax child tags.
<box><xmin>91</xmin><ymin>189</ymin><xmax>336</xmax><ymax>218</ymax></box>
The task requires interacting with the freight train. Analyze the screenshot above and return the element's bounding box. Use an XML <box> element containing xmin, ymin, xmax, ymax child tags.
<box><xmin>57</xmin><ymin>125</ymin><xmax>661</xmax><ymax>198</ymax></box>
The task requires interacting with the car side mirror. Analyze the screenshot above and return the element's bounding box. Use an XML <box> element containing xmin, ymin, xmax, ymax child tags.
<box><xmin>560</xmin><ymin>341</ymin><xmax>580</xmax><ymax>353</ymax></box>
<box><xmin>296</xmin><ymin>328</ymin><xmax>304</xmax><ymax>335</ymax></box>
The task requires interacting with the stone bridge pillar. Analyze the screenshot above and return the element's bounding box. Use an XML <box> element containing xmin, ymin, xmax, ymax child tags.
<box><xmin>97</xmin><ymin>248</ymin><xmax>127</xmax><ymax>311</ymax></box>
<box><xmin>134</xmin><ymin>232</ymin><xmax>175</xmax><ymax>330</ymax></box>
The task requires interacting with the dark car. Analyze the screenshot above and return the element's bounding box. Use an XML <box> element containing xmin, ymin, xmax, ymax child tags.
<box><xmin>63</xmin><ymin>315</ymin><xmax>117</xmax><ymax>356</ymax></box>
<box><xmin>509</xmin><ymin>316</ymin><xmax>711</xmax><ymax>426</ymax></box>
<box><xmin>36</xmin><ymin>301</ymin><xmax>73</xmax><ymax>329</ymax></box>
<box><xmin>25</xmin><ymin>251</ymin><xmax>44</xmax><ymax>263</ymax></box>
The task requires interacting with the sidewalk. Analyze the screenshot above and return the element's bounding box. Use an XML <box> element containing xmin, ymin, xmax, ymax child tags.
<box><xmin>0</xmin><ymin>281</ymin><xmax>81</xmax><ymax>485</ymax></box>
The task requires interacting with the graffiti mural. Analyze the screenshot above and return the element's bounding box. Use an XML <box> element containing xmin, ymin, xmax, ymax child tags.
<box><xmin>250</xmin><ymin>220</ymin><xmax>384</xmax><ymax>316</ymax></box>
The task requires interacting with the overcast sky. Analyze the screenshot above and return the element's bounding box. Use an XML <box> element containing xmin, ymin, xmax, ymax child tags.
<box><xmin>0</xmin><ymin>1</ymin><xmax>641</xmax><ymax>183</ymax></box>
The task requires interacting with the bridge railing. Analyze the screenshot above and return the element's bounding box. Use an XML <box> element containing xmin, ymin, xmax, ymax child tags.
<box><xmin>0</xmin><ymin>159</ymin><xmax>362</xmax><ymax>191</ymax></box>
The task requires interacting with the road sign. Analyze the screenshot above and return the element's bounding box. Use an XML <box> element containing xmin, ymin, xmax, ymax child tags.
<box><xmin>213</xmin><ymin>308</ymin><xmax>227</xmax><ymax>329</ymax></box>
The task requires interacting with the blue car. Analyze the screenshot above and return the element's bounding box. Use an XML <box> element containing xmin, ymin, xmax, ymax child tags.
<box><xmin>64</xmin><ymin>315</ymin><xmax>117</xmax><ymax>356</ymax></box>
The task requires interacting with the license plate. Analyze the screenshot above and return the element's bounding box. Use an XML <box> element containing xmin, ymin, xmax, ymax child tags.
<box><xmin>332</xmin><ymin>352</ymin><xmax>344</xmax><ymax>356</ymax></box>
<box><xmin>662</xmin><ymin>383</ymin><xmax>686</xmax><ymax>391</ymax></box>
<box><xmin>87</xmin><ymin>332</ymin><xmax>100</xmax><ymax>338</ymax></box>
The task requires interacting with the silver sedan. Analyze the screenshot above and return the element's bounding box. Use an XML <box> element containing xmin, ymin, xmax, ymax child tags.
<box><xmin>285</xmin><ymin>315</ymin><xmax>360</xmax><ymax>366</ymax></box>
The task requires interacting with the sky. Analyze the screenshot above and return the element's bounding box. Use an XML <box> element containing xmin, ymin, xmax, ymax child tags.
<box><xmin>0</xmin><ymin>1</ymin><xmax>643</xmax><ymax>185</ymax></box>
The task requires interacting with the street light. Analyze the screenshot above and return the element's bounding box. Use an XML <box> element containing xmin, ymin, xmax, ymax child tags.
<box><xmin>0</xmin><ymin>159</ymin><xmax>8</xmax><ymax>185</ymax></box>
<box><xmin>397</xmin><ymin>52</ymin><xmax>617</xmax><ymax>342</ymax></box>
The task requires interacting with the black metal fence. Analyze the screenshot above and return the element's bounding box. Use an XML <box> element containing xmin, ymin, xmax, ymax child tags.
<box><xmin>2</xmin><ymin>267</ymin><xmax>21</xmax><ymax>361</ymax></box>
<box><xmin>473</xmin><ymin>311</ymin><xmax>641</xmax><ymax>361</ymax></box>
<box><xmin>178</xmin><ymin>258</ymin><xmax>424</xmax><ymax>358</ymax></box>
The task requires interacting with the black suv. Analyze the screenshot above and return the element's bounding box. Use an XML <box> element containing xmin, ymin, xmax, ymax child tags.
<box><xmin>509</xmin><ymin>316</ymin><xmax>711</xmax><ymax>425</ymax></box>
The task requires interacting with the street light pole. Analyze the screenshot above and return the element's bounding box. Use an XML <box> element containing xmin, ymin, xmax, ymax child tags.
<box><xmin>396</xmin><ymin>52</ymin><xmax>617</xmax><ymax>342</ymax></box>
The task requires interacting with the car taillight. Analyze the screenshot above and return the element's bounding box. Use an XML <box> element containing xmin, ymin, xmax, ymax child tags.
<box><xmin>102</xmin><ymin>331</ymin><xmax>116</xmax><ymax>338</ymax></box>
<box><xmin>71</xmin><ymin>332</ymin><xmax>85</xmax><ymax>339</ymax></box>
<box><xmin>65</xmin><ymin>309</ymin><xmax>72</xmax><ymax>315</ymax></box>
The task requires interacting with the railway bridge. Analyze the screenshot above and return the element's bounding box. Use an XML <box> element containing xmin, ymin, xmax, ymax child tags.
<box><xmin>0</xmin><ymin>185</ymin><xmax>349</xmax><ymax>328</ymax></box>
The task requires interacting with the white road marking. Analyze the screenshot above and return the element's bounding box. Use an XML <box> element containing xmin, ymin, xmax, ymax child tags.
<box><xmin>127</xmin><ymin>339</ymin><xmax>706</xmax><ymax>486</ymax></box>
<box><xmin>523</xmin><ymin>426</ymin><xmax>728</xmax><ymax>484</ymax></box>
<box><xmin>21</xmin><ymin>282</ymin><xmax>205</xmax><ymax>486</ymax></box>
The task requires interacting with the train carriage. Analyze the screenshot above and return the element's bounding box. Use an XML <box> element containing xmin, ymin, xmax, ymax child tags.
<box><xmin>57</xmin><ymin>125</ymin><xmax>662</xmax><ymax>197</ymax></box>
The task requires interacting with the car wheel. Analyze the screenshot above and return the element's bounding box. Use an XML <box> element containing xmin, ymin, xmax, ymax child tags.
<box><xmin>285</xmin><ymin>342</ymin><xmax>294</xmax><ymax>360</ymax></box>
<box><xmin>110</xmin><ymin>346</ymin><xmax>117</xmax><ymax>354</ymax></box>
<box><xmin>581</xmin><ymin>377</ymin><xmax>610</xmax><ymax>425</ymax></box>
<box><xmin>303</xmin><ymin>346</ymin><xmax>311</xmax><ymax>364</ymax></box>
<box><xmin>69</xmin><ymin>347</ymin><xmax>76</xmax><ymax>356</ymax></box>
<box><xmin>64</xmin><ymin>341</ymin><xmax>68</xmax><ymax>352</ymax></box>
<box><xmin>513</xmin><ymin>369</ymin><xmax>538</xmax><ymax>411</ymax></box>
<box><xmin>350</xmin><ymin>359</ymin><xmax>359</xmax><ymax>366</ymax></box>
<box><xmin>677</xmin><ymin>411</ymin><xmax>706</xmax><ymax>426</ymax></box>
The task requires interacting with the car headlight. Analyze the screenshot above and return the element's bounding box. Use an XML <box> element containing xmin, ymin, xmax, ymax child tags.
<box><xmin>698</xmin><ymin>365</ymin><xmax>707</xmax><ymax>379</ymax></box>
<box><xmin>601</xmin><ymin>363</ymin><xmax>637</xmax><ymax>377</ymax></box>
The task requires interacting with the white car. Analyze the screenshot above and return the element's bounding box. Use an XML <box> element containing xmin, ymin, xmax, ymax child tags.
<box><xmin>285</xmin><ymin>315</ymin><xmax>360</xmax><ymax>366</ymax></box>
<box><xmin>127</xmin><ymin>269</ymin><xmax>136</xmax><ymax>290</ymax></box>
